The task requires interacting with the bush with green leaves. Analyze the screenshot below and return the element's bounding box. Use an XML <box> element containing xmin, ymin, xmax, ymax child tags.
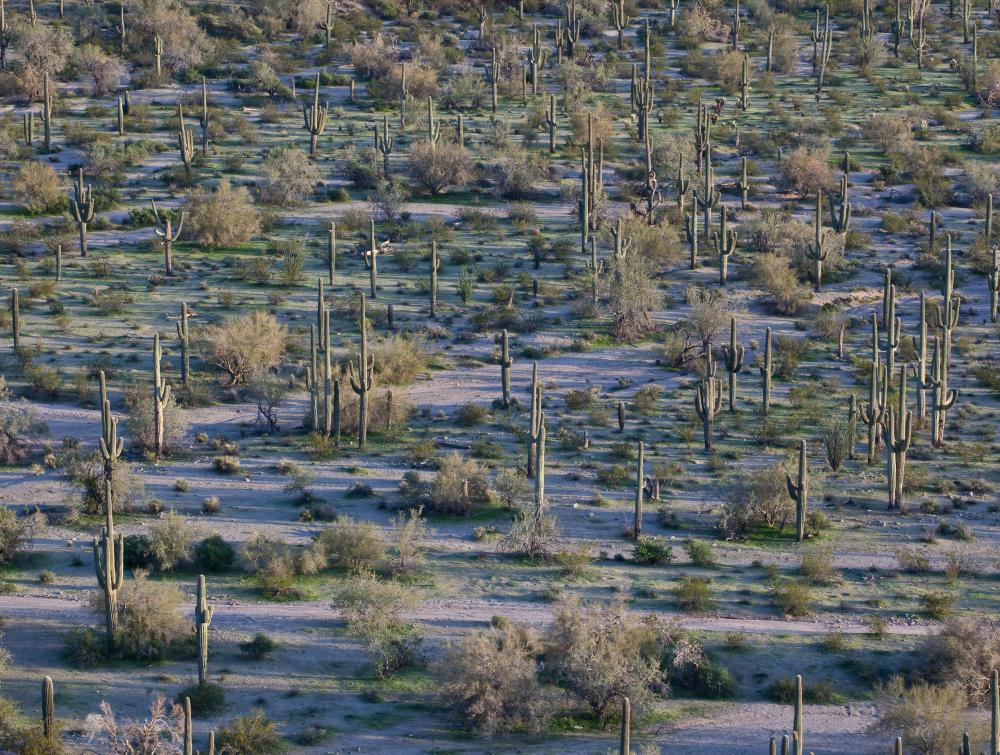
<box><xmin>634</xmin><ymin>537</ymin><xmax>674</xmax><ymax>565</ymax></box>
<box><xmin>217</xmin><ymin>709</ymin><xmax>284</xmax><ymax>755</ymax></box>
<box><xmin>195</xmin><ymin>534</ymin><xmax>236</xmax><ymax>572</ymax></box>
<box><xmin>315</xmin><ymin>517</ymin><xmax>385</xmax><ymax>570</ymax></box>
<box><xmin>430</xmin><ymin>453</ymin><xmax>492</xmax><ymax>515</ymax></box>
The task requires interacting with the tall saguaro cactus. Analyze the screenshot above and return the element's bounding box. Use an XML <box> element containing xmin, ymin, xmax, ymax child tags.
<box><xmin>829</xmin><ymin>173</ymin><xmax>851</xmax><ymax>234</ymax></box>
<box><xmin>694</xmin><ymin>139</ymin><xmax>720</xmax><ymax>243</ymax></box>
<box><xmin>375</xmin><ymin>113</ymin><xmax>394</xmax><ymax>179</ymax></box>
<box><xmin>195</xmin><ymin>574</ymin><xmax>214</xmax><ymax>687</ymax></box>
<box><xmin>348</xmin><ymin>293</ymin><xmax>375</xmax><ymax>450</ymax></box>
<box><xmin>152</xmin><ymin>200</ymin><xmax>185</xmax><ymax>275</ymax></box>
<box><xmin>859</xmin><ymin>359</ymin><xmax>887</xmax><ymax>465</ymax></box>
<box><xmin>712</xmin><ymin>206</ymin><xmax>737</xmax><ymax>286</ymax></box>
<box><xmin>40</xmin><ymin>71</ymin><xmax>53</xmax><ymax>152</ymax></box>
<box><xmin>9</xmin><ymin>287</ymin><xmax>19</xmax><ymax>352</ymax></box>
<box><xmin>365</xmin><ymin>219</ymin><xmax>380</xmax><ymax>298</ymax></box>
<box><xmin>327</xmin><ymin>221</ymin><xmax>337</xmax><ymax>286</ymax></box>
<box><xmin>175</xmin><ymin>302</ymin><xmax>192</xmax><ymax>386</ymax></box>
<box><xmin>929</xmin><ymin>336</ymin><xmax>958</xmax><ymax>448</ymax></box>
<box><xmin>619</xmin><ymin>696</ymin><xmax>631</xmax><ymax>755</ymax></box>
<box><xmin>527</xmin><ymin>25</ymin><xmax>546</xmax><ymax>94</ymax></box>
<box><xmin>813</xmin><ymin>4</ymin><xmax>832</xmax><ymax>98</ymax></box>
<box><xmin>71</xmin><ymin>167</ymin><xmax>96</xmax><ymax>257</ymax></box>
<box><xmin>721</xmin><ymin>316</ymin><xmax>744</xmax><ymax>412</ymax></box>
<box><xmin>760</xmin><ymin>327</ymin><xmax>773</xmax><ymax>415</ymax></box>
<box><xmin>611</xmin><ymin>0</ymin><xmax>630</xmax><ymax>48</ymax></box>
<box><xmin>42</xmin><ymin>676</ymin><xmax>54</xmax><ymax>739</ymax></box>
<box><xmin>199</xmin><ymin>77</ymin><xmax>210</xmax><ymax>155</ymax></box>
<box><xmin>152</xmin><ymin>334</ymin><xmax>171</xmax><ymax>457</ymax></box>
<box><xmin>695</xmin><ymin>350</ymin><xmax>722</xmax><ymax>452</ymax></box>
<box><xmin>883</xmin><ymin>365</ymin><xmax>912</xmax><ymax>511</ymax></box>
<box><xmin>634</xmin><ymin>440</ymin><xmax>644</xmax><ymax>539</ymax></box>
<box><xmin>95</xmin><ymin>371</ymin><xmax>124</xmax><ymax>650</ymax></box>
<box><xmin>429</xmin><ymin>240</ymin><xmax>440</xmax><ymax>317</ymax></box>
<box><xmin>302</xmin><ymin>73</ymin><xmax>328</xmax><ymax>158</ymax></box>
<box><xmin>177</xmin><ymin>105</ymin><xmax>194</xmax><ymax>183</ymax></box>
<box><xmin>786</xmin><ymin>441</ymin><xmax>808</xmax><ymax>542</ymax></box>
<box><xmin>545</xmin><ymin>93</ymin><xmax>557</xmax><ymax>153</ymax></box>
<box><xmin>527</xmin><ymin>362</ymin><xmax>542</xmax><ymax>478</ymax></box>
<box><xmin>484</xmin><ymin>46</ymin><xmax>500</xmax><ymax>114</ymax></box>
<box><xmin>498</xmin><ymin>330</ymin><xmax>514</xmax><ymax>409</ymax></box>
<box><xmin>805</xmin><ymin>192</ymin><xmax>831</xmax><ymax>292</ymax></box>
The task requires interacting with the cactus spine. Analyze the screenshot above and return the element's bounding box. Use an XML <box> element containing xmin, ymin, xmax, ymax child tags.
<box><xmin>71</xmin><ymin>167</ymin><xmax>95</xmax><ymax>257</ymax></box>
<box><xmin>634</xmin><ymin>441</ymin><xmax>644</xmax><ymax>539</ymax></box>
<box><xmin>195</xmin><ymin>574</ymin><xmax>214</xmax><ymax>687</ymax></box>
<box><xmin>10</xmin><ymin>287</ymin><xmax>19</xmax><ymax>352</ymax></box>
<box><xmin>786</xmin><ymin>441</ymin><xmax>808</xmax><ymax>542</ymax></box>
<box><xmin>712</xmin><ymin>205</ymin><xmax>737</xmax><ymax>286</ymax></box>
<box><xmin>302</xmin><ymin>73</ymin><xmax>328</xmax><ymax>158</ymax></box>
<box><xmin>499</xmin><ymin>330</ymin><xmax>514</xmax><ymax>409</ymax></box>
<box><xmin>95</xmin><ymin>370</ymin><xmax>124</xmax><ymax>650</ymax></box>
<box><xmin>695</xmin><ymin>350</ymin><xmax>722</xmax><ymax>452</ymax></box>
<box><xmin>883</xmin><ymin>365</ymin><xmax>912</xmax><ymax>511</ymax></box>
<box><xmin>152</xmin><ymin>200</ymin><xmax>185</xmax><ymax>275</ymax></box>
<box><xmin>175</xmin><ymin>302</ymin><xmax>191</xmax><ymax>386</ymax></box>
<box><xmin>722</xmin><ymin>316</ymin><xmax>744</xmax><ymax>412</ymax></box>
<box><xmin>40</xmin><ymin>71</ymin><xmax>52</xmax><ymax>151</ymax></box>
<box><xmin>760</xmin><ymin>327</ymin><xmax>773</xmax><ymax>415</ymax></box>
<box><xmin>348</xmin><ymin>293</ymin><xmax>374</xmax><ymax>450</ymax></box>
<box><xmin>805</xmin><ymin>192</ymin><xmax>830</xmax><ymax>292</ymax></box>
<box><xmin>42</xmin><ymin>676</ymin><xmax>54</xmax><ymax>739</ymax></box>
<box><xmin>152</xmin><ymin>333</ymin><xmax>171</xmax><ymax>457</ymax></box>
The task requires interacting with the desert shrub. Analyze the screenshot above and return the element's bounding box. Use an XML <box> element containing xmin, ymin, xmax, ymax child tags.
<box><xmin>921</xmin><ymin>591</ymin><xmax>956</xmax><ymax>620</ymax></box>
<box><xmin>863</xmin><ymin>112</ymin><xmax>913</xmax><ymax>152</ymax></box>
<box><xmin>334</xmin><ymin>571</ymin><xmax>421</xmax><ymax>678</ymax></box>
<box><xmin>752</xmin><ymin>253</ymin><xmax>810</xmax><ymax>314</ymax></box>
<box><xmin>800</xmin><ymin>545</ymin><xmax>839</xmax><ymax>584</ymax></box>
<box><xmin>82</xmin><ymin>697</ymin><xmax>184</xmax><ymax>755</ymax></box>
<box><xmin>430</xmin><ymin>453</ymin><xmax>491</xmax><ymax>515</ymax></box>
<box><xmin>437</xmin><ymin>620</ymin><xmax>547</xmax><ymax>735</ymax></box>
<box><xmin>315</xmin><ymin>517</ymin><xmax>385</xmax><ymax>570</ymax></box>
<box><xmin>372</xmin><ymin>334</ymin><xmax>431</xmax><ymax>385</ymax></box>
<box><xmin>771</xmin><ymin>579</ymin><xmax>812</xmax><ymax>617</ymax></box>
<box><xmin>388</xmin><ymin>507</ymin><xmax>428</xmax><ymax>576</ymax></box>
<box><xmin>674</xmin><ymin>575</ymin><xmax>714</xmax><ymax>612</ymax></box>
<box><xmin>632</xmin><ymin>384</ymin><xmax>663</xmax><ymax>412</ymax></box>
<box><xmin>0</xmin><ymin>506</ymin><xmax>41</xmax><ymax>564</ymax></box>
<box><xmin>12</xmin><ymin>161</ymin><xmax>63</xmax><ymax>214</ymax></box>
<box><xmin>408</xmin><ymin>139</ymin><xmax>473</xmax><ymax>195</ymax></box>
<box><xmin>217</xmin><ymin>709</ymin><xmax>284</xmax><ymax>754</ymax></box>
<box><xmin>607</xmin><ymin>253</ymin><xmax>660</xmax><ymax>341</ymax></box>
<box><xmin>0</xmin><ymin>401</ymin><xmax>47</xmax><ymax>465</ymax></box>
<box><xmin>712</xmin><ymin>48</ymin><xmax>746</xmax><ymax>94</ymax></box>
<box><xmin>455</xmin><ymin>402</ymin><xmax>489</xmax><ymax>426</ymax></box>
<box><xmin>201</xmin><ymin>311</ymin><xmax>286</xmax><ymax>386</ymax></box>
<box><xmin>671</xmin><ymin>657</ymin><xmax>736</xmax><ymax>699</ymax></box>
<box><xmin>919</xmin><ymin>618</ymin><xmax>1000</xmax><ymax>705</ymax></box>
<box><xmin>122</xmin><ymin>382</ymin><xmax>188</xmax><ymax>455</ymax></box>
<box><xmin>544</xmin><ymin>601</ymin><xmax>662</xmax><ymax>721</ymax></box>
<box><xmin>493</xmin><ymin>467</ymin><xmax>530</xmax><ymax>508</ymax></box>
<box><xmin>822</xmin><ymin>414</ymin><xmax>853</xmax><ymax>471</ymax></box>
<box><xmin>260</xmin><ymin>146</ymin><xmax>321</xmax><ymax>205</ymax></box>
<box><xmin>683</xmin><ymin>539</ymin><xmax>714</xmax><ymax>567</ymax></box>
<box><xmin>184</xmin><ymin>179</ymin><xmax>260</xmax><ymax>246</ymax></box>
<box><xmin>718</xmin><ymin>460</ymin><xmax>794</xmax><ymax>539</ymax></box>
<box><xmin>488</xmin><ymin>147</ymin><xmax>545</xmax><ymax>199</ymax></box>
<box><xmin>634</xmin><ymin>537</ymin><xmax>674</xmax><ymax>565</ymax></box>
<box><xmin>779</xmin><ymin>146</ymin><xmax>834</xmax><ymax>197</ymax></box>
<box><xmin>196</xmin><ymin>535</ymin><xmax>236</xmax><ymax>572</ymax></box>
<box><xmin>85</xmin><ymin>573</ymin><xmax>187</xmax><ymax>662</ymax></box>
<box><xmin>876</xmin><ymin>677</ymin><xmax>977</xmax><ymax>755</ymax></box>
<box><xmin>177</xmin><ymin>681</ymin><xmax>226</xmax><ymax>715</ymax></box>
<box><xmin>553</xmin><ymin>544</ymin><xmax>592</xmax><ymax>578</ymax></box>
<box><xmin>122</xmin><ymin>534</ymin><xmax>155</xmax><ymax>570</ymax></box>
<box><xmin>499</xmin><ymin>506</ymin><xmax>561</xmax><ymax>559</ymax></box>
<box><xmin>240</xmin><ymin>632</ymin><xmax>277</xmax><ymax>660</ymax></box>
<box><xmin>147</xmin><ymin>511</ymin><xmax>197</xmax><ymax>572</ymax></box>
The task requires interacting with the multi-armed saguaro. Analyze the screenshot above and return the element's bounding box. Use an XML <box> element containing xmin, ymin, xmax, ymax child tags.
<box><xmin>786</xmin><ymin>441</ymin><xmax>808</xmax><ymax>543</ymax></box>
<box><xmin>71</xmin><ymin>167</ymin><xmax>96</xmax><ymax>258</ymax></box>
<box><xmin>95</xmin><ymin>370</ymin><xmax>125</xmax><ymax>650</ymax></box>
<box><xmin>152</xmin><ymin>333</ymin><xmax>171</xmax><ymax>458</ymax></box>
<box><xmin>152</xmin><ymin>200</ymin><xmax>185</xmax><ymax>275</ymax></box>
<box><xmin>177</xmin><ymin>104</ymin><xmax>195</xmax><ymax>183</ymax></box>
<box><xmin>721</xmin><ymin>316</ymin><xmax>744</xmax><ymax>412</ymax></box>
<box><xmin>695</xmin><ymin>350</ymin><xmax>722</xmax><ymax>452</ymax></box>
<box><xmin>883</xmin><ymin>365</ymin><xmax>912</xmax><ymax>511</ymax></box>
<box><xmin>195</xmin><ymin>574</ymin><xmax>214</xmax><ymax>688</ymax></box>
<box><xmin>348</xmin><ymin>293</ymin><xmax>375</xmax><ymax>450</ymax></box>
<box><xmin>302</xmin><ymin>72</ymin><xmax>328</xmax><ymax>158</ymax></box>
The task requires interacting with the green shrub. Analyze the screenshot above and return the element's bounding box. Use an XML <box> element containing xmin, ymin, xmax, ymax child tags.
<box><xmin>240</xmin><ymin>633</ymin><xmax>277</xmax><ymax>660</ymax></box>
<box><xmin>633</xmin><ymin>538</ymin><xmax>674</xmax><ymax>565</ymax></box>
<box><xmin>196</xmin><ymin>535</ymin><xmax>236</xmax><ymax>572</ymax></box>
<box><xmin>674</xmin><ymin>575</ymin><xmax>714</xmax><ymax>612</ymax></box>
<box><xmin>315</xmin><ymin>517</ymin><xmax>385</xmax><ymax>570</ymax></box>
<box><xmin>122</xmin><ymin>534</ymin><xmax>156</xmax><ymax>570</ymax></box>
<box><xmin>217</xmin><ymin>709</ymin><xmax>284</xmax><ymax>754</ymax></box>
<box><xmin>771</xmin><ymin>578</ymin><xmax>812</xmax><ymax>617</ymax></box>
<box><xmin>177</xmin><ymin>682</ymin><xmax>226</xmax><ymax>715</ymax></box>
<box><xmin>671</xmin><ymin>658</ymin><xmax>736</xmax><ymax>699</ymax></box>
<box><xmin>921</xmin><ymin>591</ymin><xmax>956</xmax><ymax>620</ymax></box>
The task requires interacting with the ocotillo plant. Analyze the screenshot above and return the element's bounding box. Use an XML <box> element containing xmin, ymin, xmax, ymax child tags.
<box><xmin>42</xmin><ymin>676</ymin><xmax>54</xmax><ymax>739</ymax></box>
<box><xmin>883</xmin><ymin>365</ymin><xmax>912</xmax><ymax>511</ymax></box>
<box><xmin>527</xmin><ymin>25</ymin><xmax>546</xmax><ymax>94</ymax></box>
<box><xmin>152</xmin><ymin>334</ymin><xmax>171</xmax><ymax>457</ymax></box>
<box><xmin>429</xmin><ymin>240</ymin><xmax>440</xmax><ymax>317</ymax></box>
<box><xmin>94</xmin><ymin>377</ymin><xmax>124</xmax><ymax>649</ymax></box>
<box><xmin>695</xmin><ymin>350</ymin><xmax>722</xmax><ymax>452</ymax></box>
<box><xmin>199</xmin><ymin>77</ymin><xmax>210</xmax><ymax>155</ymax></box>
<box><xmin>929</xmin><ymin>335</ymin><xmax>958</xmax><ymax>448</ymax></box>
<box><xmin>177</xmin><ymin>104</ymin><xmax>195</xmax><ymax>183</ymax></box>
<box><xmin>152</xmin><ymin>200</ymin><xmax>185</xmax><ymax>275</ymax></box>
<box><xmin>805</xmin><ymin>192</ymin><xmax>830</xmax><ymax>292</ymax></box>
<box><xmin>71</xmin><ymin>167</ymin><xmax>96</xmax><ymax>257</ymax></box>
<box><xmin>786</xmin><ymin>441</ymin><xmax>808</xmax><ymax>543</ymax></box>
<box><xmin>375</xmin><ymin>112</ymin><xmax>394</xmax><ymax>179</ymax></box>
<box><xmin>40</xmin><ymin>71</ymin><xmax>53</xmax><ymax>151</ymax></box>
<box><xmin>195</xmin><ymin>574</ymin><xmax>214</xmax><ymax>687</ymax></box>
<box><xmin>174</xmin><ymin>302</ymin><xmax>192</xmax><ymax>386</ymax></box>
<box><xmin>737</xmin><ymin>156</ymin><xmax>750</xmax><ymax>209</ymax></box>
<box><xmin>721</xmin><ymin>316</ymin><xmax>744</xmax><ymax>412</ymax></box>
<box><xmin>527</xmin><ymin>362</ymin><xmax>542</xmax><ymax>478</ymax></box>
<box><xmin>712</xmin><ymin>206</ymin><xmax>737</xmax><ymax>286</ymax></box>
<box><xmin>327</xmin><ymin>221</ymin><xmax>337</xmax><ymax>286</ymax></box>
<box><xmin>685</xmin><ymin>197</ymin><xmax>699</xmax><ymax>269</ymax></box>
<box><xmin>365</xmin><ymin>219</ymin><xmax>380</xmax><ymax>298</ymax></box>
<box><xmin>348</xmin><ymin>293</ymin><xmax>375</xmax><ymax>450</ymax></box>
<box><xmin>619</xmin><ymin>696</ymin><xmax>631</xmax><ymax>755</ymax></box>
<box><xmin>611</xmin><ymin>0</ymin><xmax>630</xmax><ymax>48</ymax></box>
<box><xmin>545</xmin><ymin>93</ymin><xmax>557</xmax><ymax>153</ymax></box>
<box><xmin>829</xmin><ymin>173</ymin><xmax>851</xmax><ymax>234</ymax></box>
<box><xmin>484</xmin><ymin>46</ymin><xmax>500</xmax><ymax>114</ymax></box>
<box><xmin>302</xmin><ymin>73</ymin><xmax>328</xmax><ymax>158</ymax></box>
<box><xmin>859</xmin><ymin>360</ymin><xmax>887</xmax><ymax>465</ymax></box>
<box><xmin>760</xmin><ymin>327</ymin><xmax>773</xmax><ymax>415</ymax></box>
<box><xmin>9</xmin><ymin>287</ymin><xmax>19</xmax><ymax>352</ymax></box>
<box><xmin>498</xmin><ymin>330</ymin><xmax>514</xmax><ymax>409</ymax></box>
<box><xmin>634</xmin><ymin>441</ymin><xmax>644</xmax><ymax>538</ymax></box>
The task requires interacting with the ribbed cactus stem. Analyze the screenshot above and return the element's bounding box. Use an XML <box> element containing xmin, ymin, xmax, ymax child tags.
<box><xmin>175</xmin><ymin>302</ymin><xmax>191</xmax><ymax>386</ymax></box>
<box><xmin>634</xmin><ymin>441</ymin><xmax>644</xmax><ymax>539</ymax></box>
<box><xmin>10</xmin><ymin>287</ymin><xmax>19</xmax><ymax>352</ymax></box>
<box><xmin>348</xmin><ymin>293</ymin><xmax>374</xmax><ymax>449</ymax></box>
<box><xmin>882</xmin><ymin>365</ymin><xmax>912</xmax><ymax>511</ymax></box>
<box><xmin>859</xmin><ymin>359</ymin><xmax>886</xmax><ymax>465</ymax></box>
<box><xmin>42</xmin><ymin>676</ymin><xmax>54</xmax><ymax>739</ymax></box>
<box><xmin>793</xmin><ymin>674</ymin><xmax>804</xmax><ymax>753</ymax></box>
<box><xmin>722</xmin><ymin>316</ymin><xmax>744</xmax><ymax>412</ymax></box>
<box><xmin>804</xmin><ymin>191</ymin><xmax>830</xmax><ymax>292</ymax></box>
<box><xmin>619</xmin><ymin>696</ymin><xmax>631</xmax><ymax>754</ymax></box>
<box><xmin>685</xmin><ymin>198</ymin><xmax>699</xmax><ymax>269</ymax></box>
<box><xmin>195</xmin><ymin>574</ymin><xmax>214</xmax><ymax>687</ymax></box>
<box><xmin>712</xmin><ymin>205</ymin><xmax>737</xmax><ymax>286</ymax></box>
<box><xmin>532</xmin><ymin>414</ymin><xmax>546</xmax><ymax>516</ymax></box>
<box><xmin>430</xmin><ymin>241</ymin><xmax>440</xmax><ymax>317</ymax></box>
<box><xmin>183</xmin><ymin>696</ymin><xmax>192</xmax><ymax>755</ymax></box>
<box><xmin>71</xmin><ymin>167</ymin><xmax>95</xmax><ymax>257</ymax></box>
<box><xmin>365</xmin><ymin>219</ymin><xmax>379</xmax><ymax>298</ymax></box>
<box><xmin>499</xmin><ymin>330</ymin><xmax>513</xmax><ymax>409</ymax></box>
<box><xmin>200</xmin><ymin>77</ymin><xmax>209</xmax><ymax>155</ymax></box>
<box><xmin>786</xmin><ymin>442</ymin><xmax>808</xmax><ymax>542</ymax></box>
<box><xmin>302</xmin><ymin>73</ymin><xmax>328</xmax><ymax>158</ymax></box>
<box><xmin>327</xmin><ymin>221</ymin><xmax>336</xmax><ymax>286</ymax></box>
<box><xmin>545</xmin><ymin>94</ymin><xmax>557</xmax><ymax>154</ymax></box>
<box><xmin>617</xmin><ymin>400</ymin><xmax>625</xmax><ymax>433</ymax></box>
<box><xmin>527</xmin><ymin>362</ymin><xmax>541</xmax><ymax>478</ymax></box>
<box><xmin>177</xmin><ymin>104</ymin><xmax>194</xmax><ymax>182</ymax></box>
<box><xmin>611</xmin><ymin>0</ymin><xmax>629</xmax><ymax>48</ymax></box>
<box><xmin>760</xmin><ymin>327</ymin><xmax>773</xmax><ymax>415</ymax></box>
<box><xmin>152</xmin><ymin>200</ymin><xmax>185</xmax><ymax>275</ymax></box>
<box><xmin>152</xmin><ymin>333</ymin><xmax>171</xmax><ymax>457</ymax></box>
<box><xmin>694</xmin><ymin>350</ymin><xmax>722</xmax><ymax>451</ymax></box>
<box><xmin>484</xmin><ymin>46</ymin><xmax>500</xmax><ymax>113</ymax></box>
<box><xmin>40</xmin><ymin>71</ymin><xmax>52</xmax><ymax>151</ymax></box>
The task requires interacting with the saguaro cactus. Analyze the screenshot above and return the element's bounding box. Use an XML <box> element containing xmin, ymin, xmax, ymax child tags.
<box><xmin>712</xmin><ymin>206</ymin><xmax>737</xmax><ymax>286</ymax></box>
<box><xmin>23</xmin><ymin>109</ymin><xmax>33</xmax><ymax>145</ymax></box>
<box><xmin>685</xmin><ymin>198</ymin><xmax>699</xmax><ymax>269</ymax></box>
<box><xmin>527</xmin><ymin>362</ymin><xmax>542</xmax><ymax>478</ymax></box>
<box><xmin>152</xmin><ymin>334</ymin><xmax>171</xmax><ymax>457</ymax></box>
<box><xmin>760</xmin><ymin>327</ymin><xmax>773</xmax><ymax>415</ymax></box>
<box><xmin>40</xmin><ymin>71</ymin><xmax>53</xmax><ymax>152</ymax></box>
<box><xmin>695</xmin><ymin>350</ymin><xmax>722</xmax><ymax>451</ymax></box>
<box><xmin>611</xmin><ymin>0</ymin><xmax>630</xmax><ymax>48</ymax></box>
<box><xmin>199</xmin><ymin>77</ymin><xmax>210</xmax><ymax>155</ymax></box>
<box><xmin>177</xmin><ymin>105</ymin><xmax>194</xmax><ymax>183</ymax></box>
<box><xmin>327</xmin><ymin>221</ymin><xmax>336</xmax><ymax>286</ymax></box>
<box><xmin>620</xmin><ymin>696</ymin><xmax>631</xmax><ymax>754</ymax></box>
<box><xmin>793</xmin><ymin>675</ymin><xmax>804</xmax><ymax>752</ymax></box>
<box><xmin>859</xmin><ymin>359</ymin><xmax>887</xmax><ymax>465</ymax></box>
<box><xmin>694</xmin><ymin>140</ymin><xmax>720</xmax><ymax>243</ymax></box>
<box><xmin>786</xmin><ymin>441</ymin><xmax>808</xmax><ymax>542</ymax></box>
<box><xmin>302</xmin><ymin>73</ymin><xmax>328</xmax><ymax>158</ymax></box>
<box><xmin>634</xmin><ymin>441</ymin><xmax>644</xmax><ymax>539</ymax></box>
<box><xmin>195</xmin><ymin>574</ymin><xmax>214</xmax><ymax>687</ymax></box>
<box><xmin>365</xmin><ymin>218</ymin><xmax>380</xmax><ymax>298</ymax></box>
<box><xmin>152</xmin><ymin>200</ymin><xmax>185</xmax><ymax>275</ymax></box>
<box><xmin>95</xmin><ymin>376</ymin><xmax>124</xmax><ymax>650</ymax></box>
<box><xmin>989</xmin><ymin>242</ymin><xmax>999</xmax><ymax>323</ymax></box>
<box><xmin>829</xmin><ymin>173</ymin><xmax>851</xmax><ymax>234</ymax></box>
<box><xmin>563</xmin><ymin>0</ymin><xmax>581</xmax><ymax>56</ymax></box>
<box><xmin>738</xmin><ymin>53</ymin><xmax>750</xmax><ymax>110</ymax></box>
<box><xmin>183</xmin><ymin>697</ymin><xmax>192</xmax><ymax>755</ymax></box>
<box><xmin>429</xmin><ymin>241</ymin><xmax>440</xmax><ymax>317</ymax></box>
<box><xmin>721</xmin><ymin>316</ymin><xmax>744</xmax><ymax>412</ymax></box>
<box><xmin>805</xmin><ymin>192</ymin><xmax>830</xmax><ymax>292</ymax></box>
<box><xmin>375</xmin><ymin>113</ymin><xmax>394</xmax><ymax>179</ymax></box>
<box><xmin>9</xmin><ymin>288</ymin><xmax>19</xmax><ymax>352</ymax></box>
<box><xmin>527</xmin><ymin>25</ymin><xmax>546</xmax><ymax>94</ymax></box>
<box><xmin>814</xmin><ymin>4</ymin><xmax>832</xmax><ymax>98</ymax></box>
<box><xmin>42</xmin><ymin>676</ymin><xmax>54</xmax><ymax>739</ymax></box>
<box><xmin>484</xmin><ymin>46</ymin><xmax>500</xmax><ymax>114</ymax></box>
<box><xmin>71</xmin><ymin>167</ymin><xmax>96</xmax><ymax>257</ymax></box>
<box><xmin>498</xmin><ymin>330</ymin><xmax>514</xmax><ymax>409</ymax></box>
<box><xmin>348</xmin><ymin>293</ymin><xmax>375</xmax><ymax>450</ymax></box>
<box><xmin>882</xmin><ymin>365</ymin><xmax>912</xmax><ymax>511</ymax></box>
<box><xmin>737</xmin><ymin>156</ymin><xmax>750</xmax><ymax>209</ymax></box>
<box><xmin>586</xmin><ymin>235</ymin><xmax>603</xmax><ymax>305</ymax></box>
<box><xmin>929</xmin><ymin>336</ymin><xmax>958</xmax><ymax>448</ymax></box>
<box><xmin>532</xmin><ymin>412</ymin><xmax>546</xmax><ymax>515</ymax></box>
<box><xmin>545</xmin><ymin>93</ymin><xmax>557</xmax><ymax>153</ymax></box>
<box><xmin>174</xmin><ymin>302</ymin><xmax>192</xmax><ymax>386</ymax></box>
